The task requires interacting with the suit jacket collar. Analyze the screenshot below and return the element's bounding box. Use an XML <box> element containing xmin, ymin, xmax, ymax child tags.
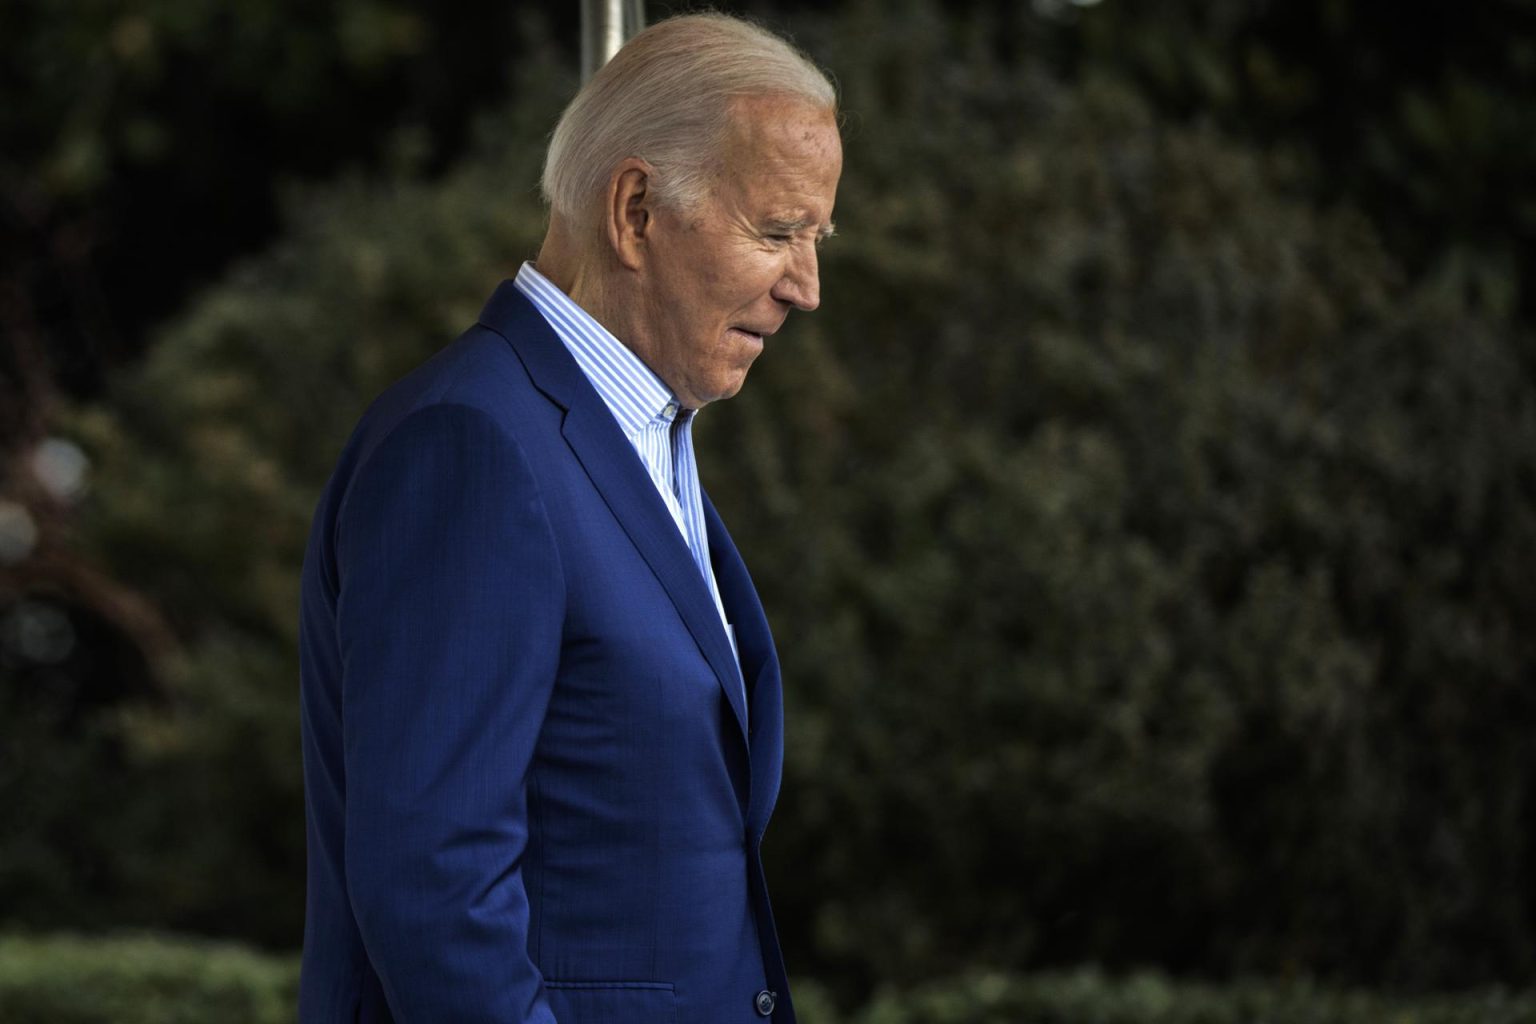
<box><xmin>477</xmin><ymin>281</ymin><xmax>751</xmax><ymax>743</ymax></box>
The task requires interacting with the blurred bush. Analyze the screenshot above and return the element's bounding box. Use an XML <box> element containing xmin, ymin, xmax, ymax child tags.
<box><xmin>4</xmin><ymin>937</ymin><xmax>1532</xmax><ymax>1024</ymax></box>
<box><xmin>721</xmin><ymin>0</ymin><xmax>1536</xmax><ymax>997</ymax></box>
<box><xmin>841</xmin><ymin>970</ymin><xmax>1536</xmax><ymax>1024</ymax></box>
<box><xmin>0</xmin><ymin>933</ymin><xmax>298</xmax><ymax>1024</ymax></box>
<box><xmin>3</xmin><ymin>0</ymin><xmax>1533</xmax><ymax>1008</ymax></box>
<box><xmin>1</xmin><ymin>0</ymin><xmax>551</xmax><ymax>391</ymax></box>
<box><xmin>1063</xmin><ymin>0</ymin><xmax>1536</xmax><ymax>321</ymax></box>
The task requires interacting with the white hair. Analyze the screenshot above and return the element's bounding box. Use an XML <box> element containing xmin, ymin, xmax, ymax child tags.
<box><xmin>541</xmin><ymin>12</ymin><xmax>837</xmax><ymax>228</ymax></box>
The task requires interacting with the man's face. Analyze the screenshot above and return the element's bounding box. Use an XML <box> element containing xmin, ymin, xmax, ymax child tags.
<box><xmin>633</xmin><ymin>94</ymin><xmax>843</xmax><ymax>409</ymax></box>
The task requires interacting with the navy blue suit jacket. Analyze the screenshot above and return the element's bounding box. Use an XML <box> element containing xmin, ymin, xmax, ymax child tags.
<box><xmin>298</xmin><ymin>282</ymin><xmax>794</xmax><ymax>1023</ymax></box>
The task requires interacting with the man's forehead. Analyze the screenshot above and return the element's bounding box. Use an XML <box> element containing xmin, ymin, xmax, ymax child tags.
<box><xmin>719</xmin><ymin>101</ymin><xmax>841</xmax><ymax>190</ymax></box>
<box><xmin>725</xmin><ymin>94</ymin><xmax>840</xmax><ymax>146</ymax></box>
<box><xmin>711</xmin><ymin>94</ymin><xmax>842</xmax><ymax>230</ymax></box>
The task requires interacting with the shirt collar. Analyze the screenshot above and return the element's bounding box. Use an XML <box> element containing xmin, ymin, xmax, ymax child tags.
<box><xmin>514</xmin><ymin>261</ymin><xmax>680</xmax><ymax>437</ymax></box>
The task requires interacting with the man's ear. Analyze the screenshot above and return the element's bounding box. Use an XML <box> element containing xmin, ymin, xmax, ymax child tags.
<box><xmin>606</xmin><ymin>158</ymin><xmax>654</xmax><ymax>271</ymax></box>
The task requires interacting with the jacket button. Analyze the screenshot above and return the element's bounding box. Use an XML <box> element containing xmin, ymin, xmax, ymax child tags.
<box><xmin>754</xmin><ymin>989</ymin><xmax>777</xmax><ymax>1016</ymax></box>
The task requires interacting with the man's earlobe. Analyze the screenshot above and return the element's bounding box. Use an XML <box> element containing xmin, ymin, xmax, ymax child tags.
<box><xmin>609</xmin><ymin>161</ymin><xmax>653</xmax><ymax>271</ymax></box>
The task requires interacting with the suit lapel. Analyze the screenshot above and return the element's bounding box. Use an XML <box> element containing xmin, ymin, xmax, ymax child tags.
<box><xmin>478</xmin><ymin>283</ymin><xmax>750</xmax><ymax>743</ymax></box>
<box><xmin>704</xmin><ymin>493</ymin><xmax>784</xmax><ymax>833</ymax></box>
<box><xmin>560</xmin><ymin>403</ymin><xmax>750</xmax><ymax>741</ymax></box>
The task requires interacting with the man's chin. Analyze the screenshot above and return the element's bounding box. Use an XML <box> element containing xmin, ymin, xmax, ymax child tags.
<box><xmin>691</xmin><ymin>371</ymin><xmax>752</xmax><ymax>409</ymax></box>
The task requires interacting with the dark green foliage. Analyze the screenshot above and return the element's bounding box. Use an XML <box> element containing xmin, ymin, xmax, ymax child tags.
<box><xmin>0</xmin><ymin>630</ymin><xmax>308</xmax><ymax>945</ymax></box>
<box><xmin>1061</xmin><ymin>0</ymin><xmax>1536</xmax><ymax>319</ymax></box>
<box><xmin>0</xmin><ymin>0</ymin><xmax>555</xmax><ymax>392</ymax></box>
<box><xmin>4</xmin><ymin>937</ymin><xmax>1533</xmax><ymax>1024</ymax></box>
<box><xmin>840</xmin><ymin>970</ymin><xmax>1536</xmax><ymax>1024</ymax></box>
<box><xmin>701</xmin><ymin>0</ymin><xmax>1536</xmax><ymax>996</ymax></box>
<box><xmin>0</xmin><ymin>933</ymin><xmax>298</xmax><ymax>1024</ymax></box>
<box><xmin>3</xmin><ymin>0</ymin><xmax>1534</xmax><ymax>1006</ymax></box>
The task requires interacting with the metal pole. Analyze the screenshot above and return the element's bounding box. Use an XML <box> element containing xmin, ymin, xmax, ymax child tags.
<box><xmin>581</xmin><ymin>0</ymin><xmax>646</xmax><ymax>82</ymax></box>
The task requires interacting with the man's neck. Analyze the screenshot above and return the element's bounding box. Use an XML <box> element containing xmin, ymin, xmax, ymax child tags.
<box><xmin>535</xmin><ymin>220</ymin><xmax>603</xmax><ymax>313</ymax></box>
<box><xmin>534</xmin><ymin>221</ymin><xmax>651</xmax><ymax>379</ymax></box>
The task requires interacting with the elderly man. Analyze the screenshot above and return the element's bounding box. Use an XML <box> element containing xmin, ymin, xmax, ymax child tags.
<box><xmin>297</xmin><ymin>13</ymin><xmax>840</xmax><ymax>1024</ymax></box>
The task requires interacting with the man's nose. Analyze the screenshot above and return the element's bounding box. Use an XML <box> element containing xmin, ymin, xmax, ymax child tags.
<box><xmin>772</xmin><ymin>245</ymin><xmax>821</xmax><ymax>312</ymax></box>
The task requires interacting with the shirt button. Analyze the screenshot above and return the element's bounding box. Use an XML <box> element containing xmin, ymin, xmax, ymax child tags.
<box><xmin>663</xmin><ymin>400</ymin><xmax>679</xmax><ymax>419</ymax></box>
<box><xmin>754</xmin><ymin>989</ymin><xmax>777</xmax><ymax>1016</ymax></box>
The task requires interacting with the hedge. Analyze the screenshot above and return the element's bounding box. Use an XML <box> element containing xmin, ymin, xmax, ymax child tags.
<box><xmin>834</xmin><ymin>971</ymin><xmax>1536</xmax><ymax>1024</ymax></box>
<box><xmin>0</xmin><ymin>933</ymin><xmax>298</xmax><ymax>1024</ymax></box>
<box><xmin>3</xmin><ymin>933</ymin><xmax>1535</xmax><ymax>1024</ymax></box>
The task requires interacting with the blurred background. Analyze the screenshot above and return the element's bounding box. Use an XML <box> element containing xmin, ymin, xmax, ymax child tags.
<box><xmin>3</xmin><ymin>0</ymin><xmax>1536</xmax><ymax>1020</ymax></box>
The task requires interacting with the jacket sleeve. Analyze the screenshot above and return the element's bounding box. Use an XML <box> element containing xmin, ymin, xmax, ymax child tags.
<box><xmin>334</xmin><ymin>402</ymin><xmax>563</xmax><ymax>1022</ymax></box>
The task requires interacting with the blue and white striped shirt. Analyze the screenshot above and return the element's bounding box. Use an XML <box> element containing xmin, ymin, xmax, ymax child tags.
<box><xmin>513</xmin><ymin>262</ymin><xmax>738</xmax><ymax>663</ymax></box>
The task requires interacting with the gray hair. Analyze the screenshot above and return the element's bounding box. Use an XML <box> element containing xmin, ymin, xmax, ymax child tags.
<box><xmin>541</xmin><ymin>13</ymin><xmax>837</xmax><ymax>228</ymax></box>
